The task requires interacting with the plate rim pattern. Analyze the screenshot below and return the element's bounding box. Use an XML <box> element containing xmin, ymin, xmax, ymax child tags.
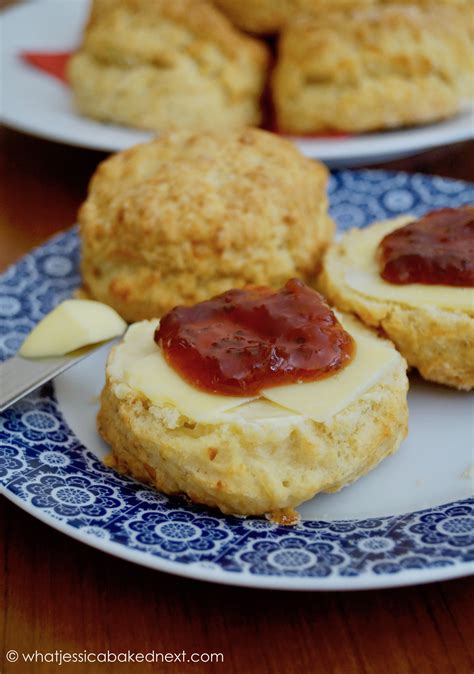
<box><xmin>1</xmin><ymin>169</ymin><xmax>473</xmax><ymax>590</ymax></box>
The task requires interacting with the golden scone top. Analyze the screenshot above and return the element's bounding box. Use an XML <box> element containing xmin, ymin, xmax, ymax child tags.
<box><xmin>79</xmin><ymin>129</ymin><xmax>334</xmax><ymax>322</ymax></box>
<box><xmin>214</xmin><ymin>0</ymin><xmax>473</xmax><ymax>35</ymax></box>
<box><xmin>83</xmin><ymin>0</ymin><xmax>269</xmax><ymax>64</ymax></box>
<box><xmin>213</xmin><ymin>0</ymin><xmax>378</xmax><ymax>34</ymax></box>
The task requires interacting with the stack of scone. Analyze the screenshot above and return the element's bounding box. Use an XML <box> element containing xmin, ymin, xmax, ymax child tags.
<box><xmin>68</xmin><ymin>0</ymin><xmax>474</xmax><ymax>134</ymax></box>
<box><xmin>69</xmin><ymin>1</ymin><xmax>474</xmax><ymax>522</ymax></box>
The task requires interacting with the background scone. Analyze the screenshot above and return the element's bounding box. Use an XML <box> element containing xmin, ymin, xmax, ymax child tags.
<box><xmin>212</xmin><ymin>0</ymin><xmax>469</xmax><ymax>35</ymax></box>
<box><xmin>98</xmin><ymin>316</ymin><xmax>408</xmax><ymax>518</ymax></box>
<box><xmin>212</xmin><ymin>0</ymin><xmax>376</xmax><ymax>35</ymax></box>
<box><xmin>318</xmin><ymin>216</ymin><xmax>474</xmax><ymax>390</ymax></box>
<box><xmin>273</xmin><ymin>4</ymin><xmax>474</xmax><ymax>133</ymax></box>
<box><xmin>80</xmin><ymin>129</ymin><xmax>334</xmax><ymax>321</ymax></box>
<box><xmin>68</xmin><ymin>0</ymin><xmax>269</xmax><ymax>131</ymax></box>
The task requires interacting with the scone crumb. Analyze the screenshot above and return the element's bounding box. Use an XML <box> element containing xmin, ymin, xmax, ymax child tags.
<box><xmin>74</xmin><ymin>287</ymin><xmax>90</xmax><ymax>300</ymax></box>
<box><xmin>266</xmin><ymin>508</ymin><xmax>300</xmax><ymax>527</ymax></box>
<box><xmin>103</xmin><ymin>452</ymin><xmax>117</xmax><ymax>468</ymax></box>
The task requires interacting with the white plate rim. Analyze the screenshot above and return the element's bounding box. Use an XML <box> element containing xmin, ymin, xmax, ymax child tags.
<box><xmin>1</xmin><ymin>0</ymin><xmax>473</xmax><ymax>164</ymax></box>
<box><xmin>3</xmin><ymin>488</ymin><xmax>473</xmax><ymax>591</ymax></box>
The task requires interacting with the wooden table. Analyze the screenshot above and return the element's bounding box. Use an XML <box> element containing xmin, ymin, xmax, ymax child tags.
<box><xmin>1</xmin><ymin>127</ymin><xmax>473</xmax><ymax>674</ymax></box>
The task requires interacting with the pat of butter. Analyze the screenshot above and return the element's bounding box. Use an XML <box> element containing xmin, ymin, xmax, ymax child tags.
<box><xmin>20</xmin><ymin>299</ymin><xmax>127</xmax><ymax>358</ymax></box>
<box><xmin>121</xmin><ymin>317</ymin><xmax>399</xmax><ymax>424</ymax></box>
<box><xmin>344</xmin><ymin>217</ymin><xmax>474</xmax><ymax>313</ymax></box>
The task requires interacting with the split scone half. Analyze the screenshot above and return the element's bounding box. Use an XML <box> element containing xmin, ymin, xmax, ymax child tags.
<box><xmin>67</xmin><ymin>0</ymin><xmax>269</xmax><ymax>131</ymax></box>
<box><xmin>272</xmin><ymin>4</ymin><xmax>474</xmax><ymax>133</ymax></box>
<box><xmin>318</xmin><ymin>216</ymin><xmax>474</xmax><ymax>390</ymax></box>
<box><xmin>98</xmin><ymin>314</ymin><xmax>408</xmax><ymax>520</ymax></box>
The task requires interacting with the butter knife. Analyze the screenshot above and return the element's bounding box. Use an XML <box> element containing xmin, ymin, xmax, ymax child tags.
<box><xmin>0</xmin><ymin>341</ymin><xmax>116</xmax><ymax>414</ymax></box>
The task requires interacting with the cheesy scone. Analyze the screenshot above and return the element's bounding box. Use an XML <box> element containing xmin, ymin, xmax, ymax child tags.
<box><xmin>68</xmin><ymin>0</ymin><xmax>269</xmax><ymax>132</ymax></box>
<box><xmin>80</xmin><ymin>129</ymin><xmax>334</xmax><ymax>322</ymax></box>
<box><xmin>98</xmin><ymin>280</ymin><xmax>408</xmax><ymax>519</ymax></box>
<box><xmin>318</xmin><ymin>209</ymin><xmax>474</xmax><ymax>390</ymax></box>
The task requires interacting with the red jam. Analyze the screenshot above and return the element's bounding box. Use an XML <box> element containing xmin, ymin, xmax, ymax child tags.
<box><xmin>378</xmin><ymin>207</ymin><xmax>474</xmax><ymax>287</ymax></box>
<box><xmin>155</xmin><ymin>279</ymin><xmax>355</xmax><ymax>396</ymax></box>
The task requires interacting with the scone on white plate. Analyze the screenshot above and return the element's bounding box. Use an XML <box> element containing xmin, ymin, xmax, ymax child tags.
<box><xmin>212</xmin><ymin>0</ymin><xmax>376</xmax><ymax>34</ymax></box>
<box><xmin>68</xmin><ymin>0</ymin><xmax>269</xmax><ymax>131</ymax></box>
<box><xmin>272</xmin><ymin>4</ymin><xmax>474</xmax><ymax>133</ymax></box>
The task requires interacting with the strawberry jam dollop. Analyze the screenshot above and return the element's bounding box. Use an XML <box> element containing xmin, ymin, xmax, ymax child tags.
<box><xmin>154</xmin><ymin>279</ymin><xmax>355</xmax><ymax>396</ymax></box>
<box><xmin>378</xmin><ymin>207</ymin><xmax>474</xmax><ymax>287</ymax></box>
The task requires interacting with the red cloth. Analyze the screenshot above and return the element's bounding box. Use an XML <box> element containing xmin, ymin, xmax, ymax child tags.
<box><xmin>21</xmin><ymin>50</ymin><xmax>72</xmax><ymax>84</ymax></box>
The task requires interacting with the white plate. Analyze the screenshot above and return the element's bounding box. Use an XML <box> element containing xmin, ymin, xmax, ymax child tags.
<box><xmin>1</xmin><ymin>0</ymin><xmax>473</xmax><ymax>166</ymax></box>
<box><xmin>1</xmin><ymin>169</ymin><xmax>473</xmax><ymax>591</ymax></box>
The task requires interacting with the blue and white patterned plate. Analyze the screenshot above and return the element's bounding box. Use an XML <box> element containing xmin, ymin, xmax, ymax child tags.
<box><xmin>1</xmin><ymin>170</ymin><xmax>473</xmax><ymax>591</ymax></box>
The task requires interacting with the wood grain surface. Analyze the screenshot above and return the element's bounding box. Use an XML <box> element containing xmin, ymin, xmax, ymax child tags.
<box><xmin>1</xmin><ymin>126</ymin><xmax>473</xmax><ymax>674</ymax></box>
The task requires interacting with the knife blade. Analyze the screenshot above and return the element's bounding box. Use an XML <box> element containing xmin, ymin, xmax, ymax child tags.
<box><xmin>0</xmin><ymin>341</ymin><xmax>116</xmax><ymax>413</ymax></box>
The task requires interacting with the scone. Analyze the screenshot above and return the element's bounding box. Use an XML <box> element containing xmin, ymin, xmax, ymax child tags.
<box><xmin>67</xmin><ymin>0</ymin><xmax>269</xmax><ymax>131</ymax></box>
<box><xmin>212</xmin><ymin>0</ymin><xmax>469</xmax><ymax>35</ymax></box>
<box><xmin>79</xmin><ymin>128</ymin><xmax>334</xmax><ymax>322</ymax></box>
<box><xmin>98</xmin><ymin>281</ymin><xmax>408</xmax><ymax>518</ymax></box>
<box><xmin>318</xmin><ymin>210</ymin><xmax>474</xmax><ymax>390</ymax></box>
<box><xmin>212</xmin><ymin>0</ymin><xmax>376</xmax><ymax>34</ymax></box>
<box><xmin>273</xmin><ymin>4</ymin><xmax>474</xmax><ymax>133</ymax></box>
